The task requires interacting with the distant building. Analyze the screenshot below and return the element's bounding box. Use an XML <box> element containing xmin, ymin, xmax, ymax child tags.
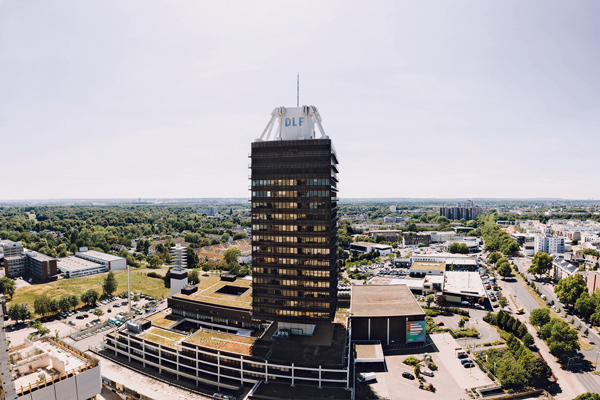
<box><xmin>0</xmin><ymin>240</ymin><xmax>25</xmax><ymax>278</ymax></box>
<box><xmin>402</xmin><ymin>233</ymin><xmax>431</xmax><ymax>247</ymax></box>
<box><xmin>390</xmin><ymin>205</ymin><xmax>396</xmax><ymax>212</ymax></box>
<box><xmin>439</xmin><ymin>200</ymin><xmax>483</xmax><ymax>221</ymax></box>
<box><xmin>195</xmin><ymin>206</ymin><xmax>218</xmax><ymax>216</ymax></box>
<box><xmin>350</xmin><ymin>242</ymin><xmax>393</xmax><ymax>255</ymax></box>
<box><xmin>383</xmin><ymin>216</ymin><xmax>409</xmax><ymax>223</ymax></box>
<box><xmin>367</xmin><ymin>230</ymin><xmax>401</xmax><ymax>242</ymax></box>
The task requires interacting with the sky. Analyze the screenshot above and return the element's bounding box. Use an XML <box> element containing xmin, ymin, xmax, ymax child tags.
<box><xmin>1</xmin><ymin>0</ymin><xmax>600</xmax><ymax>200</ymax></box>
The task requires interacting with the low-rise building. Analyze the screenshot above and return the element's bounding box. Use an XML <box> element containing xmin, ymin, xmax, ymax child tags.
<box><xmin>349</xmin><ymin>242</ymin><xmax>393</xmax><ymax>255</ymax></box>
<box><xmin>401</xmin><ymin>233</ymin><xmax>431</xmax><ymax>247</ymax></box>
<box><xmin>551</xmin><ymin>254</ymin><xmax>578</xmax><ymax>281</ymax></box>
<box><xmin>367</xmin><ymin>230</ymin><xmax>401</xmax><ymax>242</ymax></box>
<box><xmin>443</xmin><ymin>271</ymin><xmax>486</xmax><ymax>304</ymax></box>
<box><xmin>409</xmin><ymin>261</ymin><xmax>445</xmax><ymax>277</ymax></box>
<box><xmin>57</xmin><ymin>256</ymin><xmax>107</xmax><ymax>278</ymax></box>
<box><xmin>75</xmin><ymin>249</ymin><xmax>127</xmax><ymax>271</ymax></box>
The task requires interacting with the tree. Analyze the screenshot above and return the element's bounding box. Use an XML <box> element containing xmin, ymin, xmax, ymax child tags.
<box><xmin>220</xmin><ymin>232</ymin><xmax>230</xmax><ymax>243</ymax></box>
<box><xmin>497</xmin><ymin>262</ymin><xmax>511</xmax><ymax>279</ymax></box>
<box><xmin>527</xmin><ymin>252</ymin><xmax>553</xmax><ymax>279</ymax></box>
<box><xmin>133</xmin><ymin>294</ymin><xmax>140</xmax><ymax>303</ymax></box>
<box><xmin>575</xmin><ymin>291</ymin><xmax>596</xmax><ymax>320</ymax></box>
<box><xmin>0</xmin><ymin>277</ymin><xmax>16</xmax><ymax>299</ymax></box>
<box><xmin>32</xmin><ymin>320</ymin><xmax>50</xmax><ymax>337</ymax></box>
<box><xmin>34</xmin><ymin>293</ymin><xmax>51</xmax><ymax>317</ymax></box>
<box><xmin>488</xmin><ymin>252</ymin><xmax>501</xmax><ymax>264</ymax></box>
<box><xmin>540</xmin><ymin>318</ymin><xmax>580</xmax><ymax>358</ymax></box>
<box><xmin>188</xmin><ymin>270</ymin><xmax>200</xmax><ymax>285</ymax></box>
<box><xmin>93</xmin><ymin>308</ymin><xmax>104</xmax><ymax>320</ymax></box>
<box><xmin>8</xmin><ymin>303</ymin><xmax>32</xmax><ymax>321</ymax></box>
<box><xmin>146</xmin><ymin>254</ymin><xmax>162</xmax><ymax>268</ymax></box>
<box><xmin>573</xmin><ymin>394</ymin><xmax>600</xmax><ymax>400</ymax></box>
<box><xmin>522</xmin><ymin>332</ymin><xmax>534</xmax><ymax>347</ymax></box>
<box><xmin>529</xmin><ymin>308</ymin><xmax>551</xmax><ymax>327</ymax></box>
<box><xmin>58</xmin><ymin>296</ymin><xmax>72</xmax><ymax>312</ymax></box>
<box><xmin>224</xmin><ymin>247</ymin><xmax>241</xmax><ymax>271</ymax></box>
<box><xmin>102</xmin><ymin>271</ymin><xmax>118</xmax><ymax>296</ymax></box>
<box><xmin>425</xmin><ymin>295</ymin><xmax>434</xmax><ymax>307</ymax></box>
<box><xmin>48</xmin><ymin>298</ymin><xmax>59</xmax><ymax>315</ymax></box>
<box><xmin>81</xmin><ymin>289</ymin><xmax>99</xmax><ymax>306</ymax></box>
<box><xmin>186</xmin><ymin>247</ymin><xmax>199</xmax><ymax>267</ymax></box>
<box><xmin>69</xmin><ymin>295</ymin><xmax>80</xmax><ymax>310</ymax></box>
<box><xmin>458</xmin><ymin>318</ymin><xmax>465</xmax><ymax>328</ymax></box>
<box><xmin>496</xmin><ymin>361</ymin><xmax>529</xmax><ymax>390</ymax></box>
<box><xmin>435</xmin><ymin>295</ymin><xmax>448</xmax><ymax>308</ymax></box>
<box><xmin>529</xmin><ymin>357</ymin><xmax>552</xmax><ymax>387</ymax></box>
<box><xmin>498</xmin><ymin>296</ymin><xmax>508</xmax><ymax>310</ymax></box>
<box><xmin>554</xmin><ymin>274</ymin><xmax>587</xmax><ymax>306</ymax></box>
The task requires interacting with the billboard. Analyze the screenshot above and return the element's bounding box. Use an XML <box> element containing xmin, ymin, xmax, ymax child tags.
<box><xmin>280</xmin><ymin>107</ymin><xmax>315</xmax><ymax>141</ymax></box>
<box><xmin>406</xmin><ymin>320</ymin><xmax>426</xmax><ymax>343</ymax></box>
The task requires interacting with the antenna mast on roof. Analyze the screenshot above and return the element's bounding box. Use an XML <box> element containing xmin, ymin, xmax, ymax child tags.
<box><xmin>297</xmin><ymin>73</ymin><xmax>299</xmax><ymax>107</ymax></box>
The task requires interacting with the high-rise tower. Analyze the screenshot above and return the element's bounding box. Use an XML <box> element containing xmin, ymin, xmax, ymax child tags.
<box><xmin>250</xmin><ymin>106</ymin><xmax>339</xmax><ymax>333</ymax></box>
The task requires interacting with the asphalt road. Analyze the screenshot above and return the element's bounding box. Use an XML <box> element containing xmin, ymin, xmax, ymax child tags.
<box><xmin>509</xmin><ymin>258</ymin><xmax>600</xmax><ymax>395</ymax></box>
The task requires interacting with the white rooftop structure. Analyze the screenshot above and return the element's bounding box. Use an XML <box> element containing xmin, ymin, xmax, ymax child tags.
<box><xmin>75</xmin><ymin>249</ymin><xmax>127</xmax><ymax>271</ymax></box>
<box><xmin>256</xmin><ymin>106</ymin><xmax>328</xmax><ymax>142</ymax></box>
<box><xmin>443</xmin><ymin>271</ymin><xmax>486</xmax><ymax>298</ymax></box>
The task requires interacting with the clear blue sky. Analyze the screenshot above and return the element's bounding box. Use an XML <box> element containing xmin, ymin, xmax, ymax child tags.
<box><xmin>1</xmin><ymin>1</ymin><xmax>599</xmax><ymax>200</ymax></box>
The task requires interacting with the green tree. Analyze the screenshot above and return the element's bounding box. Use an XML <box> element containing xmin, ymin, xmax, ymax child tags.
<box><xmin>58</xmin><ymin>295</ymin><xmax>72</xmax><ymax>312</ymax></box>
<box><xmin>529</xmin><ymin>357</ymin><xmax>552</xmax><ymax>387</ymax></box>
<box><xmin>69</xmin><ymin>295</ymin><xmax>80</xmax><ymax>310</ymax></box>
<box><xmin>34</xmin><ymin>293</ymin><xmax>51</xmax><ymax>317</ymax></box>
<box><xmin>425</xmin><ymin>295</ymin><xmax>434</xmax><ymax>307</ymax></box>
<box><xmin>573</xmin><ymin>393</ymin><xmax>600</xmax><ymax>400</ymax></box>
<box><xmin>435</xmin><ymin>295</ymin><xmax>448</xmax><ymax>308</ymax></box>
<box><xmin>0</xmin><ymin>277</ymin><xmax>16</xmax><ymax>299</ymax></box>
<box><xmin>458</xmin><ymin>318</ymin><xmax>465</xmax><ymax>328</ymax></box>
<box><xmin>575</xmin><ymin>291</ymin><xmax>596</xmax><ymax>320</ymax></box>
<box><xmin>93</xmin><ymin>308</ymin><xmax>104</xmax><ymax>320</ymax></box>
<box><xmin>448</xmin><ymin>243</ymin><xmax>460</xmax><ymax>254</ymax></box>
<box><xmin>496</xmin><ymin>361</ymin><xmax>529</xmax><ymax>390</ymax></box>
<box><xmin>8</xmin><ymin>303</ymin><xmax>32</xmax><ymax>321</ymax></box>
<box><xmin>102</xmin><ymin>271</ymin><xmax>118</xmax><ymax>296</ymax></box>
<box><xmin>498</xmin><ymin>296</ymin><xmax>508</xmax><ymax>310</ymax></box>
<box><xmin>223</xmin><ymin>246</ymin><xmax>241</xmax><ymax>272</ymax></box>
<box><xmin>220</xmin><ymin>232</ymin><xmax>231</xmax><ymax>243</ymax></box>
<box><xmin>554</xmin><ymin>274</ymin><xmax>587</xmax><ymax>306</ymax></box>
<box><xmin>497</xmin><ymin>262</ymin><xmax>511</xmax><ymax>279</ymax></box>
<box><xmin>48</xmin><ymin>298</ymin><xmax>59</xmax><ymax>315</ymax></box>
<box><xmin>188</xmin><ymin>270</ymin><xmax>200</xmax><ymax>285</ymax></box>
<box><xmin>487</xmin><ymin>252</ymin><xmax>501</xmax><ymax>264</ymax></box>
<box><xmin>522</xmin><ymin>332</ymin><xmax>534</xmax><ymax>347</ymax></box>
<box><xmin>146</xmin><ymin>254</ymin><xmax>162</xmax><ymax>268</ymax></box>
<box><xmin>529</xmin><ymin>308</ymin><xmax>551</xmax><ymax>327</ymax></box>
<box><xmin>132</xmin><ymin>294</ymin><xmax>140</xmax><ymax>303</ymax></box>
<box><xmin>186</xmin><ymin>247</ymin><xmax>199</xmax><ymax>267</ymax></box>
<box><xmin>81</xmin><ymin>289</ymin><xmax>99</xmax><ymax>306</ymax></box>
<box><xmin>32</xmin><ymin>320</ymin><xmax>50</xmax><ymax>337</ymax></box>
<box><xmin>527</xmin><ymin>252</ymin><xmax>553</xmax><ymax>279</ymax></box>
<box><xmin>539</xmin><ymin>318</ymin><xmax>580</xmax><ymax>358</ymax></box>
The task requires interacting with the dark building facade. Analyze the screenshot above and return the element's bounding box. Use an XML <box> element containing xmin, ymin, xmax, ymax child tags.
<box><xmin>439</xmin><ymin>200</ymin><xmax>483</xmax><ymax>221</ymax></box>
<box><xmin>251</xmin><ymin>137</ymin><xmax>339</xmax><ymax>325</ymax></box>
<box><xmin>25</xmin><ymin>252</ymin><xmax>58</xmax><ymax>282</ymax></box>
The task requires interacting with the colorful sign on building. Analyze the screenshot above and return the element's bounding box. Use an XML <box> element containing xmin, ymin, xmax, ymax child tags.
<box><xmin>406</xmin><ymin>320</ymin><xmax>426</xmax><ymax>343</ymax></box>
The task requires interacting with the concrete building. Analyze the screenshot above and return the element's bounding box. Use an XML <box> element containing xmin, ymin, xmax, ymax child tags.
<box><xmin>0</xmin><ymin>240</ymin><xmax>25</xmax><ymax>278</ymax></box>
<box><xmin>587</xmin><ymin>271</ymin><xmax>600</xmax><ymax>296</ymax></box>
<box><xmin>443</xmin><ymin>271</ymin><xmax>487</xmax><ymax>304</ymax></box>
<box><xmin>350</xmin><ymin>285</ymin><xmax>426</xmax><ymax>345</ymax></box>
<box><xmin>75</xmin><ymin>249</ymin><xmax>127</xmax><ymax>271</ymax></box>
<box><xmin>534</xmin><ymin>235</ymin><xmax>565</xmax><ymax>255</ymax></box>
<box><xmin>366</xmin><ymin>230</ymin><xmax>401</xmax><ymax>242</ymax></box>
<box><xmin>349</xmin><ymin>242</ymin><xmax>393</xmax><ymax>255</ymax></box>
<box><xmin>383</xmin><ymin>216</ymin><xmax>409</xmax><ymax>223</ymax></box>
<box><xmin>429</xmin><ymin>231</ymin><xmax>456</xmax><ymax>243</ymax></box>
<box><xmin>439</xmin><ymin>200</ymin><xmax>483</xmax><ymax>221</ymax></box>
<box><xmin>57</xmin><ymin>256</ymin><xmax>107</xmax><ymax>278</ymax></box>
<box><xmin>401</xmin><ymin>233</ymin><xmax>431</xmax><ymax>247</ymax></box>
<box><xmin>551</xmin><ymin>254</ymin><xmax>578</xmax><ymax>281</ymax></box>
<box><xmin>409</xmin><ymin>261</ymin><xmax>445</xmax><ymax>277</ymax></box>
<box><xmin>389</xmin><ymin>205</ymin><xmax>396</xmax><ymax>212</ymax></box>
<box><xmin>24</xmin><ymin>251</ymin><xmax>58</xmax><ymax>282</ymax></box>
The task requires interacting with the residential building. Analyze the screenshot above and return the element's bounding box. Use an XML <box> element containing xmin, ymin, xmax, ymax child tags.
<box><xmin>75</xmin><ymin>249</ymin><xmax>127</xmax><ymax>271</ymax></box>
<box><xmin>588</xmin><ymin>271</ymin><xmax>600</xmax><ymax>295</ymax></box>
<box><xmin>251</xmin><ymin>105</ymin><xmax>339</xmax><ymax>329</ymax></box>
<box><xmin>401</xmin><ymin>233</ymin><xmax>431</xmax><ymax>247</ymax></box>
<box><xmin>551</xmin><ymin>254</ymin><xmax>578</xmax><ymax>281</ymax></box>
<box><xmin>439</xmin><ymin>200</ymin><xmax>483</xmax><ymax>221</ymax></box>
<box><xmin>0</xmin><ymin>240</ymin><xmax>25</xmax><ymax>278</ymax></box>
<box><xmin>534</xmin><ymin>235</ymin><xmax>565</xmax><ymax>254</ymax></box>
<box><xmin>383</xmin><ymin>216</ymin><xmax>408</xmax><ymax>223</ymax></box>
<box><xmin>389</xmin><ymin>205</ymin><xmax>396</xmax><ymax>212</ymax></box>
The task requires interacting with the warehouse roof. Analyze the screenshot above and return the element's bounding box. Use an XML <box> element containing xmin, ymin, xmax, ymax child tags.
<box><xmin>351</xmin><ymin>284</ymin><xmax>424</xmax><ymax>317</ymax></box>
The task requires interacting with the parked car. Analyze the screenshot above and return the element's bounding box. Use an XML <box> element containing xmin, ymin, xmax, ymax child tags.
<box><xmin>76</xmin><ymin>315</ymin><xmax>84</xmax><ymax>320</ymax></box>
<box><xmin>402</xmin><ymin>372</ymin><xmax>415</xmax><ymax>380</ymax></box>
<box><xmin>461</xmin><ymin>358</ymin><xmax>473</xmax><ymax>365</ymax></box>
<box><xmin>457</xmin><ymin>352</ymin><xmax>468</xmax><ymax>359</ymax></box>
<box><xmin>463</xmin><ymin>362</ymin><xmax>475</xmax><ymax>368</ymax></box>
<box><xmin>437</xmin><ymin>321</ymin><xmax>444</xmax><ymax>326</ymax></box>
<box><xmin>68</xmin><ymin>321</ymin><xmax>76</xmax><ymax>326</ymax></box>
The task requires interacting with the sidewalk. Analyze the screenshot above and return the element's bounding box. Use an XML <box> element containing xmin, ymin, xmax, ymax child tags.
<box><xmin>498</xmin><ymin>278</ymin><xmax>584</xmax><ymax>400</ymax></box>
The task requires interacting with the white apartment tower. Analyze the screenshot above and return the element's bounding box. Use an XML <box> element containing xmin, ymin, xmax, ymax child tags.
<box><xmin>534</xmin><ymin>235</ymin><xmax>565</xmax><ymax>255</ymax></box>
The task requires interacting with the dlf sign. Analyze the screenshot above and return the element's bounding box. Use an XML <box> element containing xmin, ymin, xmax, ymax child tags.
<box><xmin>280</xmin><ymin>107</ymin><xmax>315</xmax><ymax>140</ymax></box>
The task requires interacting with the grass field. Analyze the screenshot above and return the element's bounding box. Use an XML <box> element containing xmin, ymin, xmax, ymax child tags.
<box><xmin>10</xmin><ymin>266</ymin><xmax>173</xmax><ymax>309</ymax></box>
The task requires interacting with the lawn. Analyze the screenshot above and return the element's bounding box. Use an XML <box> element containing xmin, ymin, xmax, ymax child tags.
<box><xmin>185</xmin><ymin>329</ymin><xmax>256</xmax><ymax>355</ymax></box>
<box><xmin>10</xmin><ymin>266</ymin><xmax>172</xmax><ymax>312</ymax></box>
<box><xmin>140</xmin><ymin>327</ymin><xmax>186</xmax><ymax>348</ymax></box>
<box><xmin>178</xmin><ymin>276</ymin><xmax>253</xmax><ymax>310</ymax></box>
<box><xmin>148</xmin><ymin>313</ymin><xmax>181</xmax><ymax>328</ymax></box>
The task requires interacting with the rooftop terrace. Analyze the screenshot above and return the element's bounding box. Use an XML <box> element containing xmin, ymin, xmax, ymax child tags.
<box><xmin>174</xmin><ymin>276</ymin><xmax>252</xmax><ymax>310</ymax></box>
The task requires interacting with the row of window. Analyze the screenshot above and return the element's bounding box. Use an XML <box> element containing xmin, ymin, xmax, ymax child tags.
<box><xmin>253</xmin><ymin>257</ymin><xmax>331</xmax><ymax>266</ymax></box>
<box><xmin>252</xmin><ymin>202</ymin><xmax>330</xmax><ymax>210</ymax></box>
<box><xmin>253</xmin><ymin>246</ymin><xmax>330</xmax><ymax>255</ymax></box>
<box><xmin>252</xmin><ymin>191</ymin><xmax>330</xmax><ymax>198</ymax></box>
<box><xmin>254</xmin><ymin>298</ymin><xmax>331</xmax><ymax>308</ymax></box>
<box><xmin>253</xmin><ymin>278</ymin><xmax>331</xmax><ymax>288</ymax></box>
<box><xmin>253</xmin><ymin>213</ymin><xmax>330</xmax><ymax>221</ymax></box>
<box><xmin>254</xmin><ymin>288</ymin><xmax>331</xmax><ymax>298</ymax></box>
<box><xmin>253</xmin><ymin>267</ymin><xmax>330</xmax><ymax>277</ymax></box>
<box><xmin>252</xmin><ymin>179</ymin><xmax>330</xmax><ymax>187</ymax></box>
<box><xmin>252</xmin><ymin>224</ymin><xmax>329</xmax><ymax>232</ymax></box>
<box><xmin>252</xmin><ymin>235</ymin><xmax>329</xmax><ymax>244</ymax></box>
<box><xmin>255</xmin><ymin>308</ymin><xmax>331</xmax><ymax>319</ymax></box>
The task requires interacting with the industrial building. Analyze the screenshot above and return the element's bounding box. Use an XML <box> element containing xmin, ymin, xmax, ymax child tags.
<box><xmin>350</xmin><ymin>285</ymin><xmax>426</xmax><ymax>345</ymax></box>
<box><xmin>56</xmin><ymin>256</ymin><xmax>108</xmax><ymax>278</ymax></box>
<box><xmin>75</xmin><ymin>249</ymin><xmax>127</xmax><ymax>271</ymax></box>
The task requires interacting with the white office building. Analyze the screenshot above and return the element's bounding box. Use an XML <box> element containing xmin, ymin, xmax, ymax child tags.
<box><xmin>534</xmin><ymin>235</ymin><xmax>565</xmax><ymax>254</ymax></box>
<box><xmin>75</xmin><ymin>249</ymin><xmax>127</xmax><ymax>271</ymax></box>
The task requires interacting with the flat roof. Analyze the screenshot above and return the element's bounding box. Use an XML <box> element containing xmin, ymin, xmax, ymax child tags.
<box><xmin>57</xmin><ymin>256</ymin><xmax>105</xmax><ymax>271</ymax></box>
<box><xmin>351</xmin><ymin>242</ymin><xmax>392</xmax><ymax>249</ymax></box>
<box><xmin>174</xmin><ymin>276</ymin><xmax>252</xmax><ymax>310</ymax></box>
<box><xmin>25</xmin><ymin>251</ymin><xmax>55</xmax><ymax>262</ymax></box>
<box><xmin>354</xmin><ymin>343</ymin><xmax>384</xmax><ymax>362</ymax></box>
<box><xmin>76</xmin><ymin>249</ymin><xmax>123</xmax><ymax>262</ymax></box>
<box><xmin>351</xmin><ymin>284</ymin><xmax>425</xmax><ymax>317</ymax></box>
<box><xmin>410</xmin><ymin>261</ymin><xmax>445</xmax><ymax>271</ymax></box>
<box><xmin>444</xmin><ymin>271</ymin><xmax>486</xmax><ymax>297</ymax></box>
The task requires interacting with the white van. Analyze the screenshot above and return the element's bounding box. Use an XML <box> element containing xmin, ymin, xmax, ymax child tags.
<box><xmin>358</xmin><ymin>373</ymin><xmax>377</xmax><ymax>383</ymax></box>
<box><xmin>421</xmin><ymin>369</ymin><xmax>434</xmax><ymax>377</ymax></box>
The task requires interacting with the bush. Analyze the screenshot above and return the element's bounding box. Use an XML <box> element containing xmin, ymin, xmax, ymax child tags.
<box><xmin>403</xmin><ymin>356</ymin><xmax>420</xmax><ymax>366</ymax></box>
<box><xmin>147</xmin><ymin>272</ymin><xmax>163</xmax><ymax>279</ymax></box>
<box><xmin>428</xmin><ymin>360</ymin><xmax>438</xmax><ymax>371</ymax></box>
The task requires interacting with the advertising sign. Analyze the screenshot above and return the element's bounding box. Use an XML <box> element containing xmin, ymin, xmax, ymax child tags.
<box><xmin>406</xmin><ymin>320</ymin><xmax>426</xmax><ymax>343</ymax></box>
<box><xmin>280</xmin><ymin>107</ymin><xmax>315</xmax><ymax>140</ymax></box>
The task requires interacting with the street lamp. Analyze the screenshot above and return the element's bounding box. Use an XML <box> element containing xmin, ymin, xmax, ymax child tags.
<box><xmin>596</xmin><ymin>350</ymin><xmax>600</xmax><ymax>372</ymax></box>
